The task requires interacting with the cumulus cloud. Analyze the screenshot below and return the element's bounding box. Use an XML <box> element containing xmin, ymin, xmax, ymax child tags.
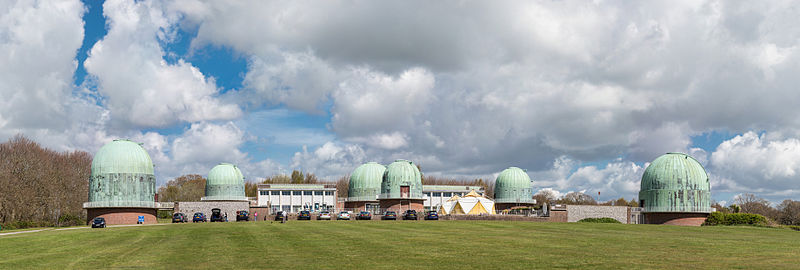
<box><xmin>710</xmin><ymin>132</ymin><xmax>800</xmax><ymax>195</ymax></box>
<box><xmin>531</xmin><ymin>156</ymin><xmax>645</xmax><ymax>200</ymax></box>
<box><xmin>290</xmin><ymin>142</ymin><xmax>367</xmax><ymax>179</ymax></box>
<box><xmin>84</xmin><ymin>0</ymin><xmax>240</xmax><ymax>128</ymax></box>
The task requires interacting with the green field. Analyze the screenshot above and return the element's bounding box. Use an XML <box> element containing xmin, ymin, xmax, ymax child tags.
<box><xmin>1</xmin><ymin>220</ymin><xmax>798</xmax><ymax>269</ymax></box>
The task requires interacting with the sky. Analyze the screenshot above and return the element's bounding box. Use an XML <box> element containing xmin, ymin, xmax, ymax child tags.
<box><xmin>2</xmin><ymin>0</ymin><xmax>800</xmax><ymax>205</ymax></box>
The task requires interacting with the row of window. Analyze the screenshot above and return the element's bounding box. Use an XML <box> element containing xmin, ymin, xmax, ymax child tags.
<box><xmin>424</xmin><ymin>192</ymin><xmax>472</xmax><ymax>198</ymax></box>
<box><xmin>259</xmin><ymin>190</ymin><xmax>333</xmax><ymax>196</ymax></box>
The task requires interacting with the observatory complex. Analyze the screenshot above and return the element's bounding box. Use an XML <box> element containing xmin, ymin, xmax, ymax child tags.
<box><xmin>638</xmin><ymin>152</ymin><xmax>712</xmax><ymax>226</ymax></box>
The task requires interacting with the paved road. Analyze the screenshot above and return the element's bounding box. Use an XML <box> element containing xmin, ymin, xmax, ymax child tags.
<box><xmin>0</xmin><ymin>223</ymin><xmax>169</xmax><ymax>237</ymax></box>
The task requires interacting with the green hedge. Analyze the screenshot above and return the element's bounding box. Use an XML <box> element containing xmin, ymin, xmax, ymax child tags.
<box><xmin>703</xmin><ymin>212</ymin><xmax>767</xmax><ymax>226</ymax></box>
<box><xmin>578</xmin><ymin>217</ymin><xmax>621</xmax><ymax>223</ymax></box>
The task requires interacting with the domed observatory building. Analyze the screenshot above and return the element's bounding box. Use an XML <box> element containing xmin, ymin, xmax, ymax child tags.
<box><xmin>345</xmin><ymin>162</ymin><xmax>386</xmax><ymax>212</ymax></box>
<box><xmin>639</xmin><ymin>152</ymin><xmax>712</xmax><ymax>226</ymax></box>
<box><xmin>84</xmin><ymin>139</ymin><xmax>158</xmax><ymax>225</ymax></box>
<box><xmin>378</xmin><ymin>160</ymin><xmax>425</xmax><ymax>213</ymax></box>
<box><xmin>202</xmin><ymin>163</ymin><xmax>247</xmax><ymax>201</ymax></box>
<box><xmin>494</xmin><ymin>167</ymin><xmax>535</xmax><ymax>211</ymax></box>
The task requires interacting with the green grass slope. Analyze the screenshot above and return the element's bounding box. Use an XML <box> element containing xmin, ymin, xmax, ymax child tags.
<box><xmin>1</xmin><ymin>221</ymin><xmax>798</xmax><ymax>269</ymax></box>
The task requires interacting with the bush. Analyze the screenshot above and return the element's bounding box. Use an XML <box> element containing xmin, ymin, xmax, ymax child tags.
<box><xmin>58</xmin><ymin>214</ymin><xmax>85</xmax><ymax>227</ymax></box>
<box><xmin>578</xmin><ymin>217</ymin><xmax>621</xmax><ymax>223</ymax></box>
<box><xmin>703</xmin><ymin>212</ymin><xmax>767</xmax><ymax>226</ymax></box>
<box><xmin>786</xmin><ymin>225</ymin><xmax>800</xmax><ymax>231</ymax></box>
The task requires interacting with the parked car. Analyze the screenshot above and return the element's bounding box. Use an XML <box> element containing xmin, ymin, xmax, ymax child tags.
<box><xmin>356</xmin><ymin>211</ymin><xmax>372</xmax><ymax>220</ymax></box>
<box><xmin>382</xmin><ymin>211</ymin><xmax>397</xmax><ymax>220</ymax></box>
<box><xmin>424</xmin><ymin>211</ymin><xmax>439</xmax><ymax>220</ymax></box>
<box><xmin>91</xmin><ymin>217</ymin><xmax>106</xmax><ymax>228</ymax></box>
<box><xmin>236</xmin><ymin>210</ymin><xmax>249</xmax><ymax>221</ymax></box>
<box><xmin>337</xmin><ymin>211</ymin><xmax>351</xmax><ymax>220</ymax></box>
<box><xmin>210</xmin><ymin>208</ymin><xmax>224</xmax><ymax>222</ymax></box>
<box><xmin>172</xmin><ymin>212</ymin><xmax>187</xmax><ymax>223</ymax></box>
<box><xmin>298</xmin><ymin>210</ymin><xmax>312</xmax><ymax>220</ymax></box>
<box><xmin>318</xmin><ymin>211</ymin><xmax>332</xmax><ymax>220</ymax></box>
<box><xmin>193</xmin><ymin>212</ymin><xmax>206</xmax><ymax>222</ymax></box>
<box><xmin>402</xmin><ymin>210</ymin><xmax>418</xmax><ymax>220</ymax></box>
<box><xmin>274</xmin><ymin>211</ymin><xmax>287</xmax><ymax>221</ymax></box>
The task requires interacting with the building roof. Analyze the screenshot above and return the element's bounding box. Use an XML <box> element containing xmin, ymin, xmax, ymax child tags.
<box><xmin>494</xmin><ymin>167</ymin><xmax>534</xmax><ymax>203</ymax></box>
<box><xmin>348</xmin><ymin>162</ymin><xmax>386</xmax><ymax>201</ymax></box>
<box><xmin>380</xmin><ymin>159</ymin><xmax>423</xmax><ymax>199</ymax></box>
<box><xmin>639</xmin><ymin>152</ymin><xmax>711</xmax><ymax>213</ymax></box>
<box><xmin>203</xmin><ymin>163</ymin><xmax>246</xmax><ymax>201</ymax></box>
<box><xmin>91</xmin><ymin>139</ymin><xmax>154</xmax><ymax>175</ymax></box>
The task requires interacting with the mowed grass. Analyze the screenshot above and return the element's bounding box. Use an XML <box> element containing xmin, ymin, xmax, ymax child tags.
<box><xmin>1</xmin><ymin>220</ymin><xmax>799</xmax><ymax>269</ymax></box>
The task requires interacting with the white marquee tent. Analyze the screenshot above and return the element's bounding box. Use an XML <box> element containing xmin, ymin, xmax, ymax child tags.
<box><xmin>438</xmin><ymin>190</ymin><xmax>496</xmax><ymax>215</ymax></box>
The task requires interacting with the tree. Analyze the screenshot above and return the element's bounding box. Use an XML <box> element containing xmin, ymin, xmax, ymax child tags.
<box><xmin>533</xmin><ymin>189</ymin><xmax>558</xmax><ymax>207</ymax></box>
<box><xmin>290</xmin><ymin>170</ymin><xmax>304</xmax><ymax>184</ymax></box>
<box><xmin>556</xmin><ymin>192</ymin><xmax>597</xmax><ymax>205</ymax></box>
<box><xmin>245</xmin><ymin>182</ymin><xmax>258</xmax><ymax>197</ymax></box>
<box><xmin>157</xmin><ymin>174</ymin><xmax>206</xmax><ymax>202</ymax></box>
<box><xmin>733</xmin><ymin>193</ymin><xmax>779</xmax><ymax>220</ymax></box>
<box><xmin>0</xmin><ymin>135</ymin><xmax>91</xmax><ymax>227</ymax></box>
<box><xmin>777</xmin><ymin>200</ymin><xmax>800</xmax><ymax>225</ymax></box>
<box><xmin>336</xmin><ymin>175</ymin><xmax>349</xmax><ymax>198</ymax></box>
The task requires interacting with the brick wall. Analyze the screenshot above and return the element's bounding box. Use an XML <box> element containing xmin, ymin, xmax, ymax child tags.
<box><xmin>566</xmin><ymin>205</ymin><xmax>629</xmax><ymax>223</ymax></box>
<box><xmin>644</xmin><ymin>212</ymin><xmax>708</xmax><ymax>226</ymax></box>
<box><xmin>87</xmin><ymin>208</ymin><xmax>157</xmax><ymax>225</ymax></box>
<box><xmin>495</xmin><ymin>203</ymin><xmax>535</xmax><ymax>211</ymax></box>
<box><xmin>175</xmin><ymin>201</ymin><xmax>249</xmax><ymax>222</ymax></box>
<box><xmin>379</xmin><ymin>199</ymin><xmax>424</xmax><ymax>213</ymax></box>
<box><xmin>549</xmin><ymin>210</ymin><xmax>568</xmax><ymax>222</ymax></box>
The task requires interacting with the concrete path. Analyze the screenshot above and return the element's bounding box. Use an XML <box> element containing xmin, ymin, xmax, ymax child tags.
<box><xmin>0</xmin><ymin>223</ymin><xmax>170</xmax><ymax>237</ymax></box>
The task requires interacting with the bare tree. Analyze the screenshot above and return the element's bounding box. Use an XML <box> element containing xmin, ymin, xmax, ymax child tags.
<box><xmin>777</xmin><ymin>200</ymin><xmax>800</xmax><ymax>225</ymax></box>
<box><xmin>733</xmin><ymin>193</ymin><xmax>779</xmax><ymax>220</ymax></box>
<box><xmin>556</xmin><ymin>192</ymin><xmax>597</xmax><ymax>205</ymax></box>
<box><xmin>157</xmin><ymin>174</ymin><xmax>206</xmax><ymax>202</ymax></box>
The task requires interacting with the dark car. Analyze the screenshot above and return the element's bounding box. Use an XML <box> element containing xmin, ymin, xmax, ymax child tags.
<box><xmin>91</xmin><ymin>217</ymin><xmax>106</xmax><ymax>228</ymax></box>
<box><xmin>382</xmin><ymin>211</ymin><xmax>397</xmax><ymax>220</ymax></box>
<box><xmin>210</xmin><ymin>208</ymin><xmax>224</xmax><ymax>222</ymax></box>
<box><xmin>236</xmin><ymin>210</ymin><xmax>249</xmax><ymax>221</ymax></box>
<box><xmin>193</xmin><ymin>212</ymin><xmax>206</xmax><ymax>222</ymax></box>
<box><xmin>356</xmin><ymin>211</ymin><xmax>372</xmax><ymax>220</ymax></box>
<box><xmin>402</xmin><ymin>210</ymin><xmax>418</xmax><ymax>220</ymax></box>
<box><xmin>274</xmin><ymin>211</ymin><xmax>287</xmax><ymax>221</ymax></box>
<box><xmin>424</xmin><ymin>211</ymin><xmax>439</xmax><ymax>220</ymax></box>
<box><xmin>297</xmin><ymin>210</ymin><xmax>312</xmax><ymax>220</ymax></box>
<box><xmin>172</xmin><ymin>213</ymin><xmax>187</xmax><ymax>223</ymax></box>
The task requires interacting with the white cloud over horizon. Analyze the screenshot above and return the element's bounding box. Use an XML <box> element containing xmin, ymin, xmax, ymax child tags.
<box><xmin>3</xmin><ymin>0</ymin><xmax>800</xmax><ymax>204</ymax></box>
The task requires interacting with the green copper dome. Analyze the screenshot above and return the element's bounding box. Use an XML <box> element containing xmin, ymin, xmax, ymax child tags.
<box><xmin>348</xmin><ymin>162</ymin><xmax>386</xmax><ymax>201</ymax></box>
<box><xmin>380</xmin><ymin>159</ymin><xmax>423</xmax><ymax>199</ymax></box>
<box><xmin>87</xmin><ymin>139</ymin><xmax>156</xmax><ymax>208</ymax></box>
<box><xmin>494</xmin><ymin>167</ymin><xmax>534</xmax><ymax>203</ymax></box>
<box><xmin>639</xmin><ymin>153</ymin><xmax>711</xmax><ymax>213</ymax></box>
<box><xmin>203</xmin><ymin>163</ymin><xmax>246</xmax><ymax>201</ymax></box>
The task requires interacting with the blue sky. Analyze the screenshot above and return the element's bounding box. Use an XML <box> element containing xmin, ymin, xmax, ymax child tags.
<box><xmin>4</xmin><ymin>0</ymin><xmax>800</xmax><ymax>205</ymax></box>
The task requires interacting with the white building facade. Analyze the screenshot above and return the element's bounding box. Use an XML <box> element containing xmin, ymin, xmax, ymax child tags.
<box><xmin>257</xmin><ymin>184</ymin><xmax>338</xmax><ymax>213</ymax></box>
<box><xmin>422</xmin><ymin>185</ymin><xmax>484</xmax><ymax>211</ymax></box>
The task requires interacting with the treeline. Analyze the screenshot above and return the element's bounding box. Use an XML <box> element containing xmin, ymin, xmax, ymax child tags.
<box><xmin>157</xmin><ymin>170</ymin><xmax>323</xmax><ymax>202</ymax></box>
<box><xmin>0</xmin><ymin>135</ymin><xmax>91</xmax><ymax>229</ymax></box>
<box><xmin>532</xmin><ymin>190</ymin><xmax>639</xmax><ymax>208</ymax></box>
<box><xmin>712</xmin><ymin>193</ymin><xmax>800</xmax><ymax>226</ymax></box>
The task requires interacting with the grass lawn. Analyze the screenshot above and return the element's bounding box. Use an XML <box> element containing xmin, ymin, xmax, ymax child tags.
<box><xmin>1</xmin><ymin>220</ymin><xmax>798</xmax><ymax>269</ymax></box>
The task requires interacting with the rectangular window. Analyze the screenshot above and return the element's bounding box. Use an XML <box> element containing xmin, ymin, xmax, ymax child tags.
<box><xmin>271</xmin><ymin>191</ymin><xmax>279</xmax><ymax>196</ymax></box>
<box><xmin>314</xmin><ymin>191</ymin><xmax>322</xmax><ymax>196</ymax></box>
<box><xmin>304</xmin><ymin>191</ymin><xmax>312</xmax><ymax>196</ymax></box>
<box><xmin>443</xmin><ymin>192</ymin><xmax>452</xmax><ymax>197</ymax></box>
<box><xmin>259</xmin><ymin>191</ymin><xmax>268</xmax><ymax>196</ymax></box>
<box><xmin>324</xmin><ymin>191</ymin><xmax>331</xmax><ymax>196</ymax></box>
<box><xmin>400</xmin><ymin>186</ymin><xmax>410</xmax><ymax>198</ymax></box>
<box><xmin>435</xmin><ymin>192</ymin><xmax>442</xmax><ymax>197</ymax></box>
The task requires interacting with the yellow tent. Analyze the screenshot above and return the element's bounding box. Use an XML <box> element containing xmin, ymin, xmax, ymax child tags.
<box><xmin>438</xmin><ymin>190</ymin><xmax>496</xmax><ymax>215</ymax></box>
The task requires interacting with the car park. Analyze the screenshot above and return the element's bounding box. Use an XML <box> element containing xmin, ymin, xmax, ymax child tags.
<box><xmin>337</xmin><ymin>211</ymin><xmax>351</xmax><ymax>220</ymax></box>
<box><xmin>172</xmin><ymin>213</ymin><xmax>187</xmax><ymax>223</ymax></box>
<box><xmin>382</xmin><ymin>211</ymin><xmax>397</xmax><ymax>220</ymax></box>
<box><xmin>193</xmin><ymin>212</ymin><xmax>206</xmax><ymax>222</ymax></box>
<box><xmin>236</xmin><ymin>210</ymin><xmax>249</xmax><ymax>221</ymax></box>
<box><xmin>402</xmin><ymin>210</ymin><xmax>418</xmax><ymax>220</ymax></box>
<box><xmin>356</xmin><ymin>211</ymin><xmax>372</xmax><ymax>220</ymax></box>
<box><xmin>298</xmin><ymin>210</ymin><xmax>312</xmax><ymax>220</ymax></box>
<box><xmin>424</xmin><ymin>211</ymin><xmax>439</xmax><ymax>220</ymax></box>
<box><xmin>210</xmin><ymin>208</ymin><xmax>224</xmax><ymax>222</ymax></box>
<box><xmin>91</xmin><ymin>217</ymin><xmax>106</xmax><ymax>228</ymax></box>
<box><xmin>318</xmin><ymin>211</ymin><xmax>332</xmax><ymax>220</ymax></box>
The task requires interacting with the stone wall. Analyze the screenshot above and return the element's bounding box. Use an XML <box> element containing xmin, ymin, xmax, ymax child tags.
<box><xmin>549</xmin><ymin>210</ymin><xmax>568</xmax><ymax>222</ymax></box>
<box><xmin>87</xmin><ymin>208</ymin><xmax>157</xmax><ymax>225</ymax></box>
<box><xmin>175</xmin><ymin>201</ymin><xmax>249</xmax><ymax>222</ymax></box>
<box><xmin>566</xmin><ymin>205</ymin><xmax>629</xmax><ymax>223</ymax></box>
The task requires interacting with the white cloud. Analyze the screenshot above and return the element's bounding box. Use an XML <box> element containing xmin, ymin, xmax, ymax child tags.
<box><xmin>710</xmin><ymin>131</ymin><xmax>800</xmax><ymax>193</ymax></box>
<box><xmin>83</xmin><ymin>0</ymin><xmax>240</xmax><ymax>128</ymax></box>
<box><xmin>290</xmin><ymin>142</ymin><xmax>367</xmax><ymax>179</ymax></box>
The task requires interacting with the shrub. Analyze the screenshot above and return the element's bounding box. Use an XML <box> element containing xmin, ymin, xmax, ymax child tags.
<box><xmin>578</xmin><ymin>217</ymin><xmax>621</xmax><ymax>223</ymax></box>
<box><xmin>703</xmin><ymin>212</ymin><xmax>767</xmax><ymax>226</ymax></box>
<box><xmin>58</xmin><ymin>214</ymin><xmax>85</xmax><ymax>227</ymax></box>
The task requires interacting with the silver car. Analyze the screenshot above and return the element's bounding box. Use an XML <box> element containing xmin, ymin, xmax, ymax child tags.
<box><xmin>337</xmin><ymin>211</ymin><xmax>350</xmax><ymax>220</ymax></box>
<box><xmin>318</xmin><ymin>211</ymin><xmax>332</xmax><ymax>220</ymax></box>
